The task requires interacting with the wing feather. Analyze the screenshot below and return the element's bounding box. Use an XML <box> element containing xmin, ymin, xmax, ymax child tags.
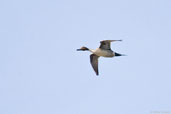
<box><xmin>99</xmin><ymin>40</ymin><xmax>111</xmax><ymax>50</ymax></box>
<box><xmin>99</xmin><ymin>40</ymin><xmax>122</xmax><ymax>50</ymax></box>
<box><xmin>90</xmin><ymin>54</ymin><xmax>99</xmax><ymax>75</ymax></box>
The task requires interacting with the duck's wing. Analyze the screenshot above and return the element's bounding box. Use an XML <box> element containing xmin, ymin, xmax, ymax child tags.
<box><xmin>99</xmin><ymin>40</ymin><xmax>122</xmax><ymax>50</ymax></box>
<box><xmin>90</xmin><ymin>54</ymin><xmax>100</xmax><ymax>75</ymax></box>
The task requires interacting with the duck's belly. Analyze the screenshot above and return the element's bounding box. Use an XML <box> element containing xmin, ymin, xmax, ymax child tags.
<box><xmin>94</xmin><ymin>49</ymin><xmax>114</xmax><ymax>57</ymax></box>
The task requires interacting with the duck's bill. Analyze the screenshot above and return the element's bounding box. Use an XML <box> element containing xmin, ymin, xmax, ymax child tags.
<box><xmin>77</xmin><ymin>49</ymin><xmax>82</xmax><ymax>51</ymax></box>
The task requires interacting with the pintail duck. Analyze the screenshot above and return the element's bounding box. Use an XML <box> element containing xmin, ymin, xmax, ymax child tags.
<box><xmin>77</xmin><ymin>40</ymin><xmax>125</xmax><ymax>76</ymax></box>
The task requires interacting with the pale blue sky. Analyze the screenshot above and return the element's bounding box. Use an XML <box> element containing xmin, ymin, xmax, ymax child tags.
<box><xmin>0</xmin><ymin>0</ymin><xmax>171</xmax><ymax>114</ymax></box>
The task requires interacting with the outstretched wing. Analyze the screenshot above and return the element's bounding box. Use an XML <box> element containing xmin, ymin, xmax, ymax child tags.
<box><xmin>90</xmin><ymin>54</ymin><xmax>100</xmax><ymax>75</ymax></box>
<box><xmin>99</xmin><ymin>40</ymin><xmax>122</xmax><ymax>50</ymax></box>
<box><xmin>99</xmin><ymin>40</ymin><xmax>111</xmax><ymax>50</ymax></box>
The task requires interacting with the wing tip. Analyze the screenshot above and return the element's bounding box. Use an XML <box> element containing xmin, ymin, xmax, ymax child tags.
<box><xmin>96</xmin><ymin>73</ymin><xmax>99</xmax><ymax>76</ymax></box>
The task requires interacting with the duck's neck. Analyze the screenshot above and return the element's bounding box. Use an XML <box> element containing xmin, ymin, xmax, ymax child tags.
<box><xmin>88</xmin><ymin>49</ymin><xmax>95</xmax><ymax>53</ymax></box>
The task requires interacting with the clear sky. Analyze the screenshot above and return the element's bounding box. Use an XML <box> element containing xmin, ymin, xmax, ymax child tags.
<box><xmin>0</xmin><ymin>0</ymin><xmax>171</xmax><ymax>114</ymax></box>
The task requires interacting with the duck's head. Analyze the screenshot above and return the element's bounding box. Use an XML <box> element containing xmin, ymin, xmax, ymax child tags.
<box><xmin>77</xmin><ymin>46</ymin><xmax>89</xmax><ymax>51</ymax></box>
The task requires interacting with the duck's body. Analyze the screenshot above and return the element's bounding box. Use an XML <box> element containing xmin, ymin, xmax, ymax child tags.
<box><xmin>90</xmin><ymin>48</ymin><xmax>114</xmax><ymax>57</ymax></box>
<box><xmin>77</xmin><ymin>40</ymin><xmax>125</xmax><ymax>76</ymax></box>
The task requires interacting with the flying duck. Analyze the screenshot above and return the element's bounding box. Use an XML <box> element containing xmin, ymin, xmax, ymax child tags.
<box><xmin>77</xmin><ymin>40</ymin><xmax>125</xmax><ymax>76</ymax></box>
